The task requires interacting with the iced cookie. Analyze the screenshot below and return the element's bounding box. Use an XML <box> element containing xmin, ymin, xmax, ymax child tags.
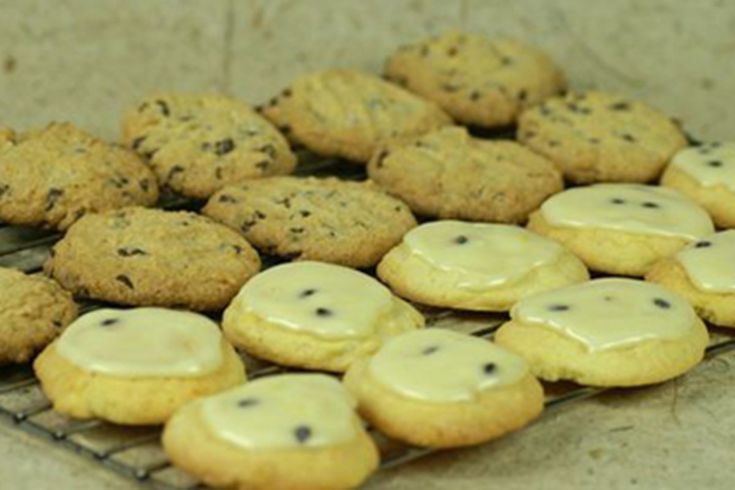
<box><xmin>494</xmin><ymin>278</ymin><xmax>709</xmax><ymax>386</ymax></box>
<box><xmin>203</xmin><ymin>176</ymin><xmax>417</xmax><ymax>267</ymax></box>
<box><xmin>647</xmin><ymin>231</ymin><xmax>735</xmax><ymax>328</ymax></box>
<box><xmin>343</xmin><ymin>329</ymin><xmax>543</xmax><ymax>448</ymax></box>
<box><xmin>163</xmin><ymin>374</ymin><xmax>378</xmax><ymax>490</ymax></box>
<box><xmin>261</xmin><ymin>69</ymin><xmax>451</xmax><ymax>162</ymax></box>
<box><xmin>0</xmin><ymin>123</ymin><xmax>158</xmax><ymax>230</ymax></box>
<box><xmin>385</xmin><ymin>31</ymin><xmax>565</xmax><ymax>128</ymax></box>
<box><xmin>527</xmin><ymin>184</ymin><xmax>714</xmax><ymax>276</ymax></box>
<box><xmin>223</xmin><ymin>261</ymin><xmax>424</xmax><ymax>372</ymax></box>
<box><xmin>660</xmin><ymin>142</ymin><xmax>735</xmax><ymax>228</ymax></box>
<box><xmin>377</xmin><ymin>221</ymin><xmax>589</xmax><ymax>311</ymax></box>
<box><xmin>367</xmin><ymin>126</ymin><xmax>563</xmax><ymax>223</ymax></box>
<box><xmin>518</xmin><ymin>91</ymin><xmax>687</xmax><ymax>183</ymax></box>
<box><xmin>45</xmin><ymin>207</ymin><xmax>260</xmax><ymax>311</ymax></box>
<box><xmin>121</xmin><ymin>93</ymin><xmax>296</xmax><ymax>199</ymax></box>
<box><xmin>34</xmin><ymin>307</ymin><xmax>246</xmax><ymax>425</ymax></box>
<box><xmin>0</xmin><ymin>267</ymin><xmax>77</xmax><ymax>365</ymax></box>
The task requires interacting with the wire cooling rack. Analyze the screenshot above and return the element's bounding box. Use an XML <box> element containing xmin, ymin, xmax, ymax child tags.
<box><xmin>1</xmin><ymin>154</ymin><xmax>734</xmax><ymax>490</ymax></box>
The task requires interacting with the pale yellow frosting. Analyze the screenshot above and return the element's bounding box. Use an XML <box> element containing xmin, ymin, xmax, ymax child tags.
<box><xmin>56</xmin><ymin>307</ymin><xmax>224</xmax><ymax>377</ymax></box>
<box><xmin>677</xmin><ymin>230</ymin><xmax>735</xmax><ymax>293</ymax></box>
<box><xmin>200</xmin><ymin>374</ymin><xmax>358</xmax><ymax>449</ymax></box>
<box><xmin>368</xmin><ymin>329</ymin><xmax>528</xmax><ymax>402</ymax></box>
<box><xmin>403</xmin><ymin>221</ymin><xmax>564</xmax><ymax>290</ymax></box>
<box><xmin>512</xmin><ymin>278</ymin><xmax>696</xmax><ymax>351</ymax></box>
<box><xmin>540</xmin><ymin>184</ymin><xmax>714</xmax><ymax>240</ymax></box>
<box><xmin>230</xmin><ymin>261</ymin><xmax>393</xmax><ymax>339</ymax></box>
<box><xmin>670</xmin><ymin>143</ymin><xmax>735</xmax><ymax>192</ymax></box>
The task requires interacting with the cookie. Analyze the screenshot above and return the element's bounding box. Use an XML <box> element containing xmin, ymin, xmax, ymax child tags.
<box><xmin>646</xmin><ymin>231</ymin><xmax>735</xmax><ymax>328</ymax></box>
<box><xmin>0</xmin><ymin>267</ymin><xmax>77</xmax><ymax>365</ymax></box>
<box><xmin>527</xmin><ymin>184</ymin><xmax>714</xmax><ymax>276</ymax></box>
<box><xmin>377</xmin><ymin>220</ymin><xmax>589</xmax><ymax>311</ymax></box>
<box><xmin>163</xmin><ymin>374</ymin><xmax>378</xmax><ymax>490</ymax></box>
<box><xmin>494</xmin><ymin>278</ymin><xmax>709</xmax><ymax>386</ymax></box>
<box><xmin>0</xmin><ymin>122</ymin><xmax>158</xmax><ymax>230</ymax></box>
<box><xmin>384</xmin><ymin>31</ymin><xmax>565</xmax><ymax>128</ymax></box>
<box><xmin>367</xmin><ymin>126</ymin><xmax>563</xmax><ymax>223</ymax></box>
<box><xmin>261</xmin><ymin>69</ymin><xmax>451</xmax><ymax>162</ymax></box>
<box><xmin>343</xmin><ymin>329</ymin><xmax>543</xmax><ymax>448</ymax></box>
<box><xmin>517</xmin><ymin>91</ymin><xmax>687</xmax><ymax>183</ymax></box>
<box><xmin>34</xmin><ymin>307</ymin><xmax>246</xmax><ymax>425</ymax></box>
<box><xmin>121</xmin><ymin>92</ymin><xmax>296</xmax><ymax>199</ymax></box>
<box><xmin>660</xmin><ymin>142</ymin><xmax>735</xmax><ymax>228</ymax></box>
<box><xmin>223</xmin><ymin>261</ymin><xmax>424</xmax><ymax>372</ymax></box>
<box><xmin>45</xmin><ymin>207</ymin><xmax>260</xmax><ymax>311</ymax></box>
<box><xmin>203</xmin><ymin>176</ymin><xmax>417</xmax><ymax>267</ymax></box>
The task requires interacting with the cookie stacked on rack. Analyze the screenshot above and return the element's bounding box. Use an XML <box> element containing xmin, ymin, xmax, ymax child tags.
<box><xmin>0</xmin><ymin>28</ymin><xmax>733</xmax><ymax>490</ymax></box>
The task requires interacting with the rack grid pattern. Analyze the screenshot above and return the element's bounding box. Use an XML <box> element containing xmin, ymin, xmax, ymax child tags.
<box><xmin>1</xmin><ymin>156</ymin><xmax>734</xmax><ymax>489</ymax></box>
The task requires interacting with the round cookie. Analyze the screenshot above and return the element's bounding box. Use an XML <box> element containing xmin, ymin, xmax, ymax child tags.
<box><xmin>377</xmin><ymin>220</ymin><xmax>589</xmax><ymax>311</ymax></box>
<box><xmin>121</xmin><ymin>93</ymin><xmax>296</xmax><ymax>199</ymax></box>
<box><xmin>261</xmin><ymin>69</ymin><xmax>451</xmax><ymax>163</ymax></box>
<box><xmin>163</xmin><ymin>374</ymin><xmax>378</xmax><ymax>490</ymax></box>
<box><xmin>384</xmin><ymin>30</ymin><xmax>565</xmax><ymax>128</ymax></box>
<box><xmin>660</xmin><ymin>142</ymin><xmax>735</xmax><ymax>228</ymax></box>
<box><xmin>45</xmin><ymin>207</ymin><xmax>260</xmax><ymax>311</ymax></box>
<box><xmin>517</xmin><ymin>91</ymin><xmax>687</xmax><ymax>184</ymax></box>
<box><xmin>343</xmin><ymin>329</ymin><xmax>543</xmax><ymax>448</ymax></box>
<box><xmin>367</xmin><ymin>126</ymin><xmax>563</xmax><ymax>223</ymax></box>
<box><xmin>203</xmin><ymin>176</ymin><xmax>417</xmax><ymax>267</ymax></box>
<box><xmin>0</xmin><ymin>122</ymin><xmax>158</xmax><ymax>230</ymax></box>
<box><xmin>222</xmin><ymin>261</ymin><xmax>424</xmax><ymax>372</ymax></box>
<box><xmin>34</xmin><ymin>307</ymin><xmax>246</xmax><ymax>425</ymax></box>
<box><xmin>527</xmin><ymin>184</ymin><xmax>714</xmax><ymax>276</ymax></box>
<box><xmin>494</xmin><ymin>278</ymin><xmax>709</xmax><ymax>387</ymax></box>
<box><xmin>0</xmin><ymin>267</ymin><xmax>77</xmax><ymax>365</ymax></box>
<box><xmin>646</xmin><ymin>231</ymin><xmax>735</xmax><ymax>328</ymax></box>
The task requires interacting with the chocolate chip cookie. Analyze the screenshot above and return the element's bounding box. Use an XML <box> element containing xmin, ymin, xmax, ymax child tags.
<box><xmin>202</xmin><ymin>176</ymin><xmax>417</xmax><ymax>267</ymax></box>
<box><xmin>121</xmin><ymin>93</ymin><xmax>296</xmax><ymax>199</ymax></box>
<box><xmin>518</xmin><ymin>91</ymin><xmax>687</xmax><ymax>183</ymax></box>
<box><xmin>45</xmin><ymin>207</ymin><xmax>261</xmax><ymax>311</ymax></box>
<box><xmin>367</xmin><ymin>126</ymin><xmax>563</xmax><ymax>223</ymax></box>
<box><xmin>0</xmin><ymin>123</ymin><xmax>158</xmax><ymax>230</ymax></box>
<box><xmin>385</xmin><ymin>31</ymin><xmax>566</xmax><ymax>128</ymax></box>
<box><xmin>261</xmin><ymin>69</ymin><xmax>451</xmax><ymax>163</ymax></box>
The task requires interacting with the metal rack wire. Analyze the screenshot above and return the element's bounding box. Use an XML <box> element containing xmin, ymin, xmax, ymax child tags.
<box><xmin>1</xmin><ymin>155</ymin><xmax>734</xmax><ymax>489</ymax></box>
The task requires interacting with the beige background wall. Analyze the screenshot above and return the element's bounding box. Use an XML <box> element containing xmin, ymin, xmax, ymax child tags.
<box><xmin>1</xmin><ymin>0</ymin><xmax>734</xmax><ymax>142</ymax></box>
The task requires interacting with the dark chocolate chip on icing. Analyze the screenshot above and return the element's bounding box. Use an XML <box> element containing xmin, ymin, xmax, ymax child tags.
<box><xmin>0</xmin><ymin>184</ymin><xmax>9</xmax><ymax>197</ymax></box>
<box><xmin>300</xmin><ymin>288</ymin><xmax>317</xmax><ymax>298</ymax></box>
<box><xmin>155</xmin><ymin>99</ymin><xmax>170</xmax><ymax>116</ymax></box>
<box><xmin>422</xmin><ymin>345</ymin><xmax>440</xmax><ymax>355</ymax></box>
<box><xmin>237</xmin><ymin>398</ymin><xmax>259</xmax><ymax>408</ymax></box>
<box><xmin>695</xmin><ymin>240</ymin><xmax>712</xmax><ymax>248</ymax></box>
<box><xmin>214</xmin><ymin>138</ymin><xmax>235</xmax><ymax>156</ymax></box>
<box><xmin>707</xmin><ymin>160</ymin><xmax>723</xmax><ymax>168</ymax></box>
<box><xmin>117</xmin><ymin>247</ymin><xmax>147</xmax><ymax>257</ymax></box>
<box><xmin>115</xmin><ymin>274</ymin><xmax>135</xmax><ymax>289</ymax></box>
<box><xmin>621</xmin><ymin>133</ymin><xmax>636</xmax><ymax>143</ymax></box>
<box><xmin>453</xmin><ymin>235</ymin><xmax>469</xmax><ymax>245</ymax></box>
<box><xmin>100</xmin><ymin>318</ymin><xmax>119</xmax><ymax>326</ymax></box>
<box><xmin>610</xmin><ymin>102</ymin><xmax>630</xmax><ymax>111</ymax></box>
<box><xmin>610</xmin><ymin>198</ymin><xmax>626</xmax><ymax>204</ymax></box>
<box><xmin>483</xmin><ymin>362</ymin><xmax>497</xmax><ymax>375</ymax></box>
<box><xmin>653</xmin><ymin>298</ymin><xmax>671</xmax><ymax>309</ymax></box>
<box><xmin>294</xmin><ymin>425</ymin><xmax>312</xmax><ymax>444</ymax></box>
<box><xmin>548</xmin><ymin>304</ymin><xmax>570</xmax><ymax>312</ymax></box>
<box><xmin>45</xmin><ymin>188</ymin><xmax>64</xmax><ymax>211</ymax></box>
<box><xmin>315</xmin><ymin>307</ymin><xmax>332</xmax><ymax>317</ymax></box>
<box><xmin>218</xmin><ymin>194</ymin><xmax>237</xmax><ymax>203</ymax></box>
<box><xmin>642</xmin><ymin>201</ymin><xmax>659</xmax><ymax>209</ymax></box>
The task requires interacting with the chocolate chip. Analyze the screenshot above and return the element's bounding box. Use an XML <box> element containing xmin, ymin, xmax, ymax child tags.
<box><xmin>131</xmin><ymin>136</ymin><xmax>146</xmax><ymax>150</ymax></box>
<box><xmin>237</xmin><ymin>398</ymin><xmax>258</xmax><ymax>408</ymax></box>
<box><xmin>268</xmin><ymin>97</ymin><xmax>278</xmax><ymax>107</ymax></box>
<box><xmin>621</xmin><ymin>133</ymin><xmax>636</xmax><ymax>142</ymax></box>
<box><xmin>653</xmin><ymin>298</ymin><xmax>671</xmax><ymax>309</ymax></box>
<box><xmin>548</xmin><ymin>304</ymin><xmax>570</xmax><ymax>312</ymax></box>
<box><xmin>214</xmin><ymin>138</ymin><xmax>235</xmax><ymax>156</ymax></box>
<box><xmin>610</xmin><ymin>102</ymin><xmax>630</xmax><ymax>111</ymax></box>
<box><xmin>611</xmin><ymin>198</ymin><xmax>626</xmax><ymax>204</ymax></box>
<box><xmin>299</xmin><ymin>210</ymin><xmax>311</xmax><ymax>218</ymax></box>
<box><xmin>215</xmin><ymin>167</ymin><xmax>224</xmax><ymax>179</ymax></box>
<box><xmin>695</xmin><ymin>240</ymin><xmax>712</xmax><ymax>248</ymax></box>
<box><xmin>255</xmin><ymin>210</ymin><xmax>266</xmax><ymax>219</ymax></box>
<box><xmin>294</xmin><ymin>425</ymin><xmax>311</xmax><ymax>444</ymax></box>
<box><xmin>447</xmin><ymin>46</ymin><xmax>458</xmax><ymax>56</ymax></box>
<box><xmin>281</xmin><ymin>88</ymin><xmax>292</xmax><ymax>98</ymax></box>
<box><xmin>453</xmin><ymin>235</ymin><xmax>469</xmax><ymax>245</ymax></box>
<box><xmin>275</xmin><ymin>197</ymin><xmax>292</xmax><ymax>208</ymax></box>
<box><xmin>517</xmin><ymin>89</ymin><xmax>527</xmax><ymax>101</ymax></box>
<box><xmin>167</xmin><ymin>165</ymin><xmax>184</xmax><ymax>182</ymax></box>
<box><xmin>100</xmin><ymin>318</ymin><xmax>119</xmax><ymax>327</ymax></box>
<box><xmin>501</xmin><ymin>56</ymin><xmax>513</xmax><ymax>66</ymax></box>
<box><xmin>142</xmin><ymin>148</ymin><xmax>159</xmax><ymax>160</ymax></box>
<box><xmin>300</xmin><ymin>288</ymin><xmax>317</xmax><ymax>298</ymax></box>
<box><xmin>117</xmin><ymin>247</ymin><xmax>147</xmax><ymax>257</ymax></box>
<box><xmin>45</xmin><ymin>188</ymin><xmax>64</xmax><ymax>211</ymax></box>
<box><xmin>109</xmin><ymin>176</ymin><xmax>129</xmax><ymax>189</ymax></box>
<box><xmin>290</xmin><ymin>227</ymin><xmax>304</xmax><ymax>234</ymax></box>
<box><xmin>256</xmin><ymin>160</ymin><xmax>269</xmax><ymax>171</ymax></box>
<box><xmin>115</xmin><ymin>274</ymin><xmax>134</xmax><ymax>289</ymax></box>
<box><xmin>155</xmin><ymin>99</ymin><xmax>170</xmax><ymax>116</ymax></box>
<box><xmin>470</xmin><ymin>91</ymin><xmax>482</xmax><ymax>101</ymax></box>
<box><xmin>707</xmin><ymin>160</ymin><xmax>723</xmax><ymax>168</ymax></box>
<box><xmin>218</xmin><ymin>194</ymin><xmax>237</xmax><ymax>203</ymax></box>
<box><xmin>139</xmin><ymin>179</ymin><xmax>150</xmax><ymax>192</ymax></box>
<box><xmin>374</xmin><ymin>150</ymin><xmax>389</xmax><ymax>169</ymax></box>
<box><xmin>0</xmin><ymin>184</ymin><xmax>8</xmax><ymax>197</ymax></box>
<box><xmin>315</xmin><ymin>307</ymin><xmax>332</xmax><ymax>317</ymax></box>
<box><xmin>642</xmin><ymin>201</ymin><xmax>659</xmax><ymax>209</ymax></box>
<box><xmin>138</xmin><ymin>102</ymin><xmax>149</xmax><ymax>112</ymax></box>
<box><xmin>258</xmin><ymin>144</ymin><xmax>277</xmax><ymax>159</ymax></box>
<box><xmin>422</xmin><ymin>345</ymin><xmax>440</xmax><ymax>355</ymax></box>
<box><xmin>483</xmin><ymin>362</ymin><xmax>497</xmax><ymax>375</ymax></box>
<box><xmin>52</xmin><ymin>320</ymin><xmax>62</xmax><ymax>328</ymax></box>
<box><xmin>240</xmin><ymin>220</ymin><xmax>256</xmax><ymax>233</ymax></box>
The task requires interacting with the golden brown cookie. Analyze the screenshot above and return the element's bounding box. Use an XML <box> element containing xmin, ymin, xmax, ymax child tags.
<box><xmin>262</xmin><ymin>69</ymin><xmax>451</xmax><ymax>162</ymax></box>
<box><xmin>0</xmin><ymin>123</ymin><xmax>158</xmax><ymax>230</ymax></box>
<box><xmin>0</xmin><ymin>267</ymin><xmax>77</xmax><ymax>365</ymax></box>
<box><xmin>203</xmin><ymin>176</ymin><xmax>417</xmax><ymax>267</ymax></box>
<box><xmin>385</xmin><ymin>31</ymin><xmax>565</xmax><ymax>128</ymax></box>
<box><xmin>518</xmin><ymin>91</ymin><xmax>687</xmax><ymax>184</ymax></box>
<box><xmin>367</xmin><ymin>126</ymin><xmax>563</xmax><ymax>223</ymax></box>
<box><xmin>45</xmin><ymin>207</ymin><xmax>260</xmax><ymax>311</ymax></box>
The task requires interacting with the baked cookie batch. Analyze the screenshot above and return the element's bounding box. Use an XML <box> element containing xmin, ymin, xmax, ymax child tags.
<box><xmin>0</xmin><ymin>29</ymin><xmax>732</xmax><ymax>490</ymax></box>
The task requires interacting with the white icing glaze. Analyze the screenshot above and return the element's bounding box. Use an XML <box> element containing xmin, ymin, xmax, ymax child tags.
<box><xmin>403</xmin><ymin>221</ymin><xmax>564</xmax><ymax>290</ymax></box>
<box><xmin>56</xmin><ymin>307</ymin><xmax>224</xmax><ymax>377</ymax></box>
<box><xmin>676</xmin><ymin>230</ymin><xmax>735</xmax><ymax>293</ymax></box>
<box><xmin>671</xmin><ymin>143</ymin><xmax>735</xmax><ymax>192</ymax></box>
<box><xmin>368</xmin><ymin>329</ymin><xmax>528</xmax><ymax>402</ymax></box>
<box><xmin>540</xmin><ymin>184</ymin><xmax>714</xmax><ymax>240</ymax></box>
<box><xmin>200</xmin><ymin>374</ymin><xmax>357</xmax><ymax>449</ymax></box>
<box><xmin>511</xmin><ymin>278</ymin><xmax>697</xmax><ymax>351</ymax></box>
<box><xmin>231</xmin><ymin>261</ymin><xmax>393</xmax><ymax>339</ymax></box>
